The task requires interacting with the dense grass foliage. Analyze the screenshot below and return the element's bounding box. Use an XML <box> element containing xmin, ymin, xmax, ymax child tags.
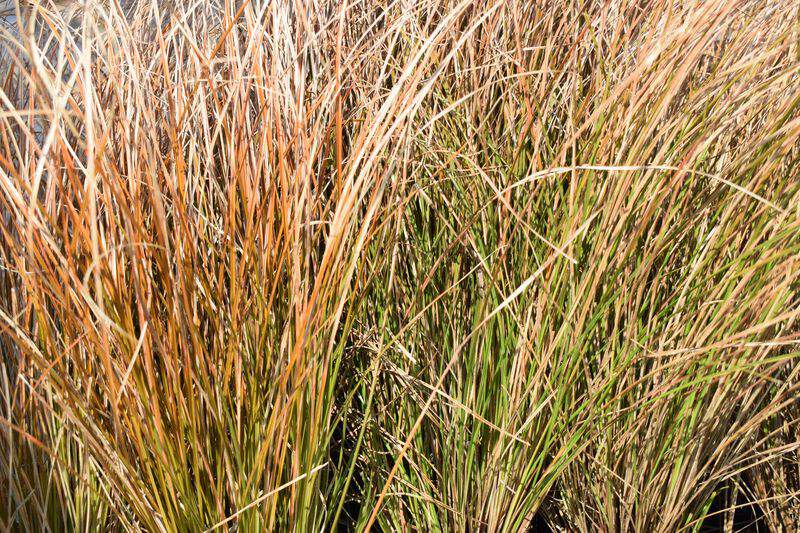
<box><xmin>0</xmin><ymin>0</ymin><xmax>799</xmax><ymax>530</ymax></box>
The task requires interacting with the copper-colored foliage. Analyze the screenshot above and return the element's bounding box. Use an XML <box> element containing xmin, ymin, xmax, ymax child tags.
<box><xmin>0</xmin><ymin>0</ymin><xmax>798</xmax><ymax>531</ymax></box>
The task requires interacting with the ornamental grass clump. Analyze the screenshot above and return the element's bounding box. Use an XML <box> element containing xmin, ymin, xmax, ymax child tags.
<box><xmin>0</xmin><ymin>0</ymin><xmax>798</xmax><ymax>531</ymax></box>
